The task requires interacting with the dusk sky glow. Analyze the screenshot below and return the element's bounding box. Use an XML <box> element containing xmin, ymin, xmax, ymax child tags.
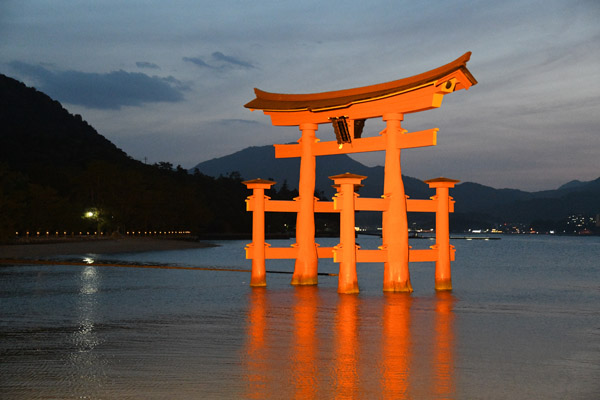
<box><xmin>1</xmin><ymin>0</ymin><xmax>598</xmax><ymax>191</ymax></box>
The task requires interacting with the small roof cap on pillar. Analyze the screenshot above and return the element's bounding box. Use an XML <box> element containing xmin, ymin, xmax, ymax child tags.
<box><xmin>424</xmin><ymin>177</ymin><xmax>460</xmax><ymax>188</ymax></box>
<box><xmin>329</xmin><ymin>172</ymin><xmax>367</xmax><ymax>182</ymax></box>
<box><xmin>242</xmin><ymin>178</ymin><xmax>276</xmax><ymax>188</ymax></box>
<box><xmin>330</xmin><ymin>172</ymin><xmax>367</xmax><ymax>191</ymax></box>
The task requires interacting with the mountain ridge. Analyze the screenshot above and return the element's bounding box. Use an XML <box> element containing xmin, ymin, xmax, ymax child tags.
<box><xmin>192</xmin><ymin>144</ymin><xmax>598</xmax><ymax>196</ymax></box>
<box><xmin>191</xmin><ymin>145</ymin><xmax>431</xmax><ymax>199</ymax></box>
<box><xmin>192</xmin><ymin>145</ymin><xmax>600</xmax><ymax>228</ymax></box>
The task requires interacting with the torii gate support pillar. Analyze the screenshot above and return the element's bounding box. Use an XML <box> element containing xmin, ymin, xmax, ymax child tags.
<box><xmin>331</xmin><ymin>173</ymin><xmax>366</xmax><ymax>294</ymax></box>
<box><xmin>426</xmin><ymin>178</ymin><xmax>459</xmax><ymax>291</ymax></box>
<box><xmin>243</xmin><ymin>179</ymin><xmax>276</xmax><ymax>287</ymax></box>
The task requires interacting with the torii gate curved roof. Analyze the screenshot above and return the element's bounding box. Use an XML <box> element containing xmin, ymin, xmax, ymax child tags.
<box><xmin>245</xmin><ymin>52</ymin><xmax>477</xmax><ymax>114</ymax></box>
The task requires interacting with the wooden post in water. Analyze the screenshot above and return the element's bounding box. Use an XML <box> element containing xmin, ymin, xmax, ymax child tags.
<box><xmin>331</xmin><ymin>173</ymin><xmax>365</xmax><ymax>294</ymax></box>
<box><xmin>425</xmin><ymin>178</ymin><xmax>459</xmax><ymax>291</ymax></box>
<box><xmin>243</xmin><ymin>179</ymin><xmax>276</xmax><ymax>287</ymax></box>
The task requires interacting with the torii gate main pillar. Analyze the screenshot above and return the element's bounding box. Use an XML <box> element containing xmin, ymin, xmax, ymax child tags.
<box><xmin>382</xmin><ymin>113</ymin><xmax>412</xmax><ymax>292</ymax></box>
<box><xmin>291</xmin><ymin>123</ymin><xmax>319</xmax><ymax>285</ymax></box>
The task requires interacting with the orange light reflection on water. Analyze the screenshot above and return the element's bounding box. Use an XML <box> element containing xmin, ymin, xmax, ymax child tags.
<box><xmin>244</xmin><ymin>288</ymin><xmax>270</xmax><ymax>399</ymax></box>
<box><xmin>381</xmin><ymin>293</ymin><xmax>413</xmax><ymax>399</ymax></box>
<box><xmin>291</xmin><ymin>286</ymin><xmax>320</xmax><ymax>399</ymax></box>
<box><xmin>433</xmin><ymin>291</ymin><xmax>456</xmax><ymax>399</ymax></box>
<box><xmin>334</xmin><ymin>294</ymin><xmax>360</xmax><ymax>399</ymax></box>
<box><xmin>243</xmin><ymin>289</ymin><xmax>456</xmax><ymax>399</ymax></box>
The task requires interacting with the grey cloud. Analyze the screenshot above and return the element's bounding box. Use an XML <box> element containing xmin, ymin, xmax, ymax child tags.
<box><xmin>136</xmin><ymin>61</ymin><xmax>160</xmax><ymax>69</ymax></box>
<box><xmin>182</xmin><ymin>56</ymin><xmax>214</xmax><ymax>69</ymax></box>
<box><xmin>211</xmin><ymin>52</ymin><xmax>255</xmax><ymax>69</ymax></box>
<box><xmin>183</xmin><ymin>52</ymin><xmax>255</xmax><ymax>71</ymax></box>
<box><xmin>8</xmin><ymin>61</ymin><xmax>187</xmax><ymax>109</ymax></box>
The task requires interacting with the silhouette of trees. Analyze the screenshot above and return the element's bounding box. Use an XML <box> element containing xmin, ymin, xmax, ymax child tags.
<box><xmin>0</xmin><ymin>73</ymin><xmax>263</xmax><ymax>242</ymax></box>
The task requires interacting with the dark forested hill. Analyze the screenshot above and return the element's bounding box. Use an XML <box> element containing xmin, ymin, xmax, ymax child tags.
<box><xmin>0</xmin><ymin>74</ymin><xmax>255</xmax><ymax>241</ymax></box>
<box><xmin>0</xmin><ymin>74</ymin><xmax>133</xmax><ymax>171</ymax></box>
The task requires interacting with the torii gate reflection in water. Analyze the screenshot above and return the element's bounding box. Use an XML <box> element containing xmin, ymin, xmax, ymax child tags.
<box><xmin>243</xmin><ymin>52</ymin><xmax>477</xmax><ymax>293</ymax></box>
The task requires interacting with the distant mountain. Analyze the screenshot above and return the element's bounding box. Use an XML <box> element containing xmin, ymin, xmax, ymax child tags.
<box><xmin>558</xmin><ymin>180</ymin><xmax>586</xmax><ymax>190</ymax></box>
<box><xmin>497</xmin><ymin>177</ymin><xmax>600</xmax><ymax>222</ymax></box>
<box><xmin>451</xmin><ymin>182</ymin><xmax>532</xmax><ymax>214</ymax></box>
<box><xmin>192</xmin><ymin>145</ymin><xmax>600</xmax><ymax>228</ymax></box>
<box><xmin>451</xmin><ymin>178</ymin><xmax>600</xmax><ymax>223</ymax></box>
<box><xmin>191</xmin><ymin>145</ymin><xmax>430</xmax><ymax>199</ymax></box>
<box><xmin>532</xmin><ymin>178</ymin><xmax>600</xmax><ymax>198</ymax></box>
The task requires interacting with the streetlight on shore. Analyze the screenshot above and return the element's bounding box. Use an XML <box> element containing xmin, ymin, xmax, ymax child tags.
<box><xmin>83</xmin><ymin>208</ymin><xmax>102</xmax><ymax>235</ymax></box>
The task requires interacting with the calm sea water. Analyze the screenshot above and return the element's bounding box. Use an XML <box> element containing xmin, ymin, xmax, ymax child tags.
<box><xmin>1</xmin><ymin>235</ymin><xmax>599</xmax><ymax>399</ymax></box>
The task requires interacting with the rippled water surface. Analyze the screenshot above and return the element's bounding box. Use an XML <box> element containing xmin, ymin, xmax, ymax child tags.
<box><xmin>1</xmin><ymin>235</ymin><xmax>599</xmax><ymax>399</ymax></box>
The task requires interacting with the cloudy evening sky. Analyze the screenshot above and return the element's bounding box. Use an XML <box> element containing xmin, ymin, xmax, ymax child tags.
<box><xmin>1</xmin><ymin>0</ymin><xmax>598</xmax><ymax>191</ymax></box>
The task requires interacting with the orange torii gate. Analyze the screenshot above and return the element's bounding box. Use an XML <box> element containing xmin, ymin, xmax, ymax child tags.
<box><xmin>243</xmin><ymin>52</ymin><xmax>477</xmax><ymax>293</ymax></box>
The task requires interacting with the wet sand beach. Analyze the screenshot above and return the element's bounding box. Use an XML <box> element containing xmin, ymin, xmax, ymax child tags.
<box><xmin>0</xmin><ymin>237</ymin><xmax>214</xmax><ymax>259</ymax></box>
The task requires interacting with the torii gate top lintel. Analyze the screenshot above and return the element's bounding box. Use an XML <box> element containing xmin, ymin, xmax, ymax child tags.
<box><xmin>244</xmin><ymin>52</ymin><xmax>477</xmax><ymax>126</ymax></box>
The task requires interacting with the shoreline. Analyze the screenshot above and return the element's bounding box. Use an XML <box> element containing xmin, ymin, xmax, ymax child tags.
<box><xmin>0</xmin><ymin>237</ymin><xmax>216</xmax><ymax>259</ymax></box>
